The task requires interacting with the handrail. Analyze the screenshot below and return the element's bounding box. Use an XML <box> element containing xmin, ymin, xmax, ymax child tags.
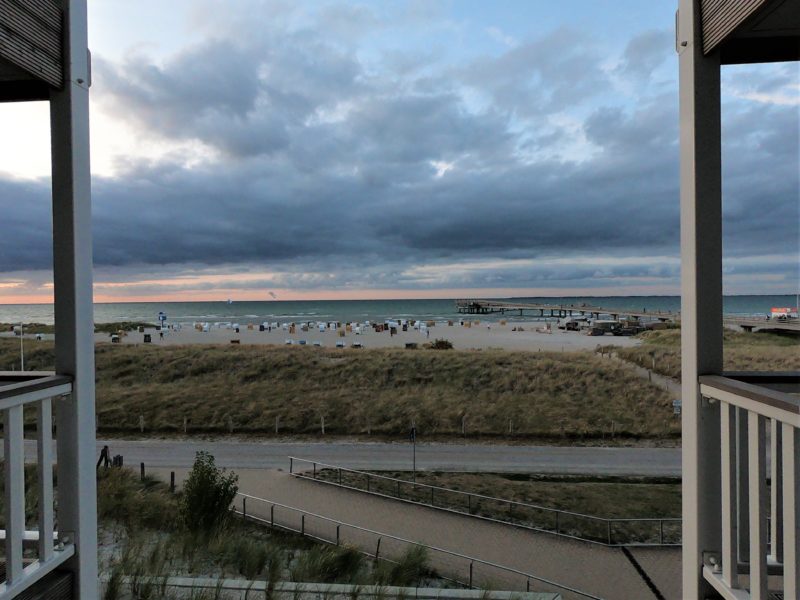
<box><xmin>700</xmin><ymin>375</ymin><xmax>800</xmax><ymax>425</ymax></box>
<box><xmin>0</xmin><ymin>375</ymin><xmax>70</xmax><ymax>596</ymax></box>
<box><xmin>288</xmin><ymin>456</ymin><xmax>681</xmax><ymax>546</ymax></box>
<box><xmin>235</xmin><ymin>492</ymin><xmax>604</xmax><ymax>600</ymax></box>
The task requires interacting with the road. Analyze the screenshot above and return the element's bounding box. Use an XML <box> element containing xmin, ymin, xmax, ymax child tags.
<box><xmin>13</xmin><ymin>439</ymin><xmax>681</xmax><ymax>476</ymax></box>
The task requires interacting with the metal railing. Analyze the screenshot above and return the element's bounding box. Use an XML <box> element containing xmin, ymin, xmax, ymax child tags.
<box><xmin>288</xmin><ymin>457</ymin><xmax>680</xmax><ymax>547</ymax></box>
<box><xmin>0</xmin><ymin>373</ymin><xmax>76</xmax><ymax>599</ymax></box>
<box><xmin>234</xmin><ymin>492</ymin><xmax>603</xmax><ymax>599</ymax></box>
<box><xmin>699</xmin><ymin>373</ymin><xmax>799</xmax><ymax>600</ymax></box>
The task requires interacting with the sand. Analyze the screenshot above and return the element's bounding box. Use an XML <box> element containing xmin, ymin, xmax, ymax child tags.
<box><xmin>95</xmin><ymin>320</ymin><xmax>640</xmax><ymax>352</ymax></box>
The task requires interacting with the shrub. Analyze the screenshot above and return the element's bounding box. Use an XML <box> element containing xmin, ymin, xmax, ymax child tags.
<box><xmin>429</xmin><ymin>338</ymin><xmax>453</xmax><ymax>350</ymax></box>
<box><xmin>180</xmin><ymin>451</ymin><xmax>239</xmax><ymax>534</ymax></box>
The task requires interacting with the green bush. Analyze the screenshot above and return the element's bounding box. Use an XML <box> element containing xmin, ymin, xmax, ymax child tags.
<box><xmin>180</xmin><ymin>451</ymin><xmax>239</xmax><ymax>534</ymax></box>
<box><xmin>429</xmin><ymin>338</ymin><xmax>453</xmax><ymax>350</ymax></box>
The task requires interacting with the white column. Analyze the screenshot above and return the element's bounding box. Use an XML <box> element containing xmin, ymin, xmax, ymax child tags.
<box><xmin>678</xmin><ymin>1</ymin><xmax>723</xmax><ymax>598</ymax></box>
<box><xmin>783</xmin><ymin>424</ymin><xmax>799</xmax><ymax>600</ymax></box>
<box><xmin>49</xmin><ymin>0</ymin><xmax>98</xmax><ymax>597</ymax></box>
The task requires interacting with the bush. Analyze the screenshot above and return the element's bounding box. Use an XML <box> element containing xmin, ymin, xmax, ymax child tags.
<box><xmin>429</xmin><ymin>338</ymin><xmax>453</xmax><ymax>350</ymax></box>
<box><xmin>180</xmin><ymin>451</ymin><xmax>239</xmax><ymax>534</ymax></box>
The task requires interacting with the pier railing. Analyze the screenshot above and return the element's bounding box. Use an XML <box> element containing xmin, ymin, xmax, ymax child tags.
<box><xmin>698</xmin><ymin>373</ymin><xmax>799</xmax><ymax>600</ymax></box>
<box><xmin>288</xmin><ymin>457</ymin><xmax>681</xmax><ymax>547</ymax></box>
<box><xmin>0</xmin><ymin>373</ymin><xmax>75</xmax><ymax>599</ymax></box>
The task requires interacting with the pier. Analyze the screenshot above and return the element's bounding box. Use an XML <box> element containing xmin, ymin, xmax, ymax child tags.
<box><xmin>454</xmin><ymin>299</ymin><xmax>677</xmax><ymax>321</ymax></box>
<box><xmin>455</xmin><ymin>300</ymin><xmax>800</xmax><ymax>334</ymax></box>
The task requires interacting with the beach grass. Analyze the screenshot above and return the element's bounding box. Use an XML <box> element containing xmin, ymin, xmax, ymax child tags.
<box><xmin>603</xmin><ymin>328</ymin><xmax>799</xmax><ymax>380</ymax></box>
<box><xmin>0</xmin><ymin>339</ymin><xmax>677</xmax><ymax>440</ymax></box>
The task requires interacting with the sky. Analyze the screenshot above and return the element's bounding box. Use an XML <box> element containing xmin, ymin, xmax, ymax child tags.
<box><xmin>0</xmin><ymin>0</ymin><xmax>797</xmax><ymax>303</ymax></box>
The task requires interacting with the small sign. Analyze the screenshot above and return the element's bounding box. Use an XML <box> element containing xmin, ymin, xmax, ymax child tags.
<box><xmin>673</xmin><ymin>399</ymin><xmax>682</xmax><ymax>415</ymax></box>
<box><xmin>158</xmin><ymin>311</ymin><xmax>167</xmax><ymax>322</ymax></box>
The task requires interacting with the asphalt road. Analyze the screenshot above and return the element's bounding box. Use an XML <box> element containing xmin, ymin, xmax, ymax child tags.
<box><xmin>13</xmin><ymin>439</ymin><xmax>682</xmax><ymax>476</ymax></box>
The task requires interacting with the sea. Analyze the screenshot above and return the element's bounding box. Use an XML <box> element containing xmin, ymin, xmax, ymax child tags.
<box><xmin>0</xmin><ymin>295</ymin><xmax>796</xmax><ymax>326</ymax></box>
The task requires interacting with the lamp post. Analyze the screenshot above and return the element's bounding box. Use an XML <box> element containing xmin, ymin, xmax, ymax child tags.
<box><xmin>19</xmin><ymin>322</ymin><xmax>24</xmax><ymax>371</ymax></box>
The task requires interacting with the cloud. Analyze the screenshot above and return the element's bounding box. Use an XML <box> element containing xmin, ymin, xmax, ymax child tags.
<box><xmin>0</xmin><ymin>3</ymin><xmax>797</xmax><ymax>300</ymax></box>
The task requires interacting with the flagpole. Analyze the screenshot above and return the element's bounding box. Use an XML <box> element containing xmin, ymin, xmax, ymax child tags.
<box><xmin>19</xmin><ymin>322</ymin><xmax>24</xmax><ymax>371</ymax></box>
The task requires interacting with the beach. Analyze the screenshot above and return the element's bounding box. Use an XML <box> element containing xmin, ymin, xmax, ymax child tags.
<box><xmin>92</xmin><ymin>320</ymin><xmax>642</xmax><ymax>352</ymax></box>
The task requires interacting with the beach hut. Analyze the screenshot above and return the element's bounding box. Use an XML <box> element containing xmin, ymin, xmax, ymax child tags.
<box><xmin>352</xmin><ymin>342</ymin><xmax>363</xmax><ymax>348</ymax></box>
<box><xmin>313</xmin><ymin>341</ymin><xmax>322</xmax><ymax>347</ymax></box>
<box><xmin>285</xmin><ymin>339</ymin><xmax>292</xmax><ymax>345</ymax></box>
<box><xmin>319</xmin><ymin>323</ymin><xmax>326</xmax><ymax>332</ymax></box>
<box><xmin>335</xmin><ymin>341</ymin><xmax>345</xmax><ymax>348</ymax></box>
<box><xmin>111</xmin><ymin>335</ymin><xmax>120</xmax><ymax>343</ymax></box>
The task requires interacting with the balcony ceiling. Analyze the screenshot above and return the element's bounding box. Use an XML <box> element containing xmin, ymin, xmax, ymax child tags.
<box><xmin>0</xmin><ymin>0</ymin><xmax>63</xmax><ymax>102</ymax></box>
<box><xmin>702</xmin><ymin>0</ymin><xmax>800</xmax><ymax>64</ymax></box>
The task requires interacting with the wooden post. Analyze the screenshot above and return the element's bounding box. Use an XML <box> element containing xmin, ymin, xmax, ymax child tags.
<box><xmin>183</xmin><ymin>417</ymin><xmax>187</xmax><ymax>434</ymax></box>
<box><xmin>140</xmin><ymin>462</ymin><xmax>145</xmax><ymax>481</ymax></box>
<box><xmin>170</xmin><ymin>471</ymin><xmax>175</xmax><ymax>493</ymax></box>
<box><xmin>678</xmin><ymin>0</ymin><xmax>723</xmax><ymax>596</ymax></box>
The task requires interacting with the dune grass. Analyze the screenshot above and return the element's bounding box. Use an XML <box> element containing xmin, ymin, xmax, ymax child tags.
<box><xmin>603</xmin><ymin>328</ymin><xmax>799</xmax><ymax>380</ymax></box>
<box><xmin>0</xmin><ymin>339</ymin><xmax>677</xmax><ymax>440</ymax></box>
<box><xmin>313</xmin><ymin>469</ymin><xmax>682</xmax><ymax>544</ymax></box>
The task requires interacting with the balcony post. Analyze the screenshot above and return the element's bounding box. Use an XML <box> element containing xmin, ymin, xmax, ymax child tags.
<box><xmin>678</xmin><ymin>1</ymin><xmax>723</xmax><ymax>598</ymax></box>
<box><xmin>49</xmin><ymin>0</ymin><xmax>98</xmax><ymax>597</ymax></box>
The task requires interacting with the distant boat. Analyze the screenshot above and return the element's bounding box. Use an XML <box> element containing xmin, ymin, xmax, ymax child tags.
<box><xmin>227</xmin><ymin>299</ymin><xmax>233</xmax><ymax>305</ymax></box>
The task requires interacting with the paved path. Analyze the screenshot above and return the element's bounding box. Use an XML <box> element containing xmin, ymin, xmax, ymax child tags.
<box><xmin>72</xmin><ymin>439</ymin><xmax>680</xmax><ymax>476</ymax></box>
<box><xmin>153</xmin><ymin>468</ymin><xmax>681</xmax><ymax>600</ymax></box>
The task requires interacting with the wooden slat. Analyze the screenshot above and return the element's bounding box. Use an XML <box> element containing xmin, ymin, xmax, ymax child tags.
<box><xmin>0</xmin><ymin>2</ymin><xmax>61</xmax><ymax>59</ymax></box>
<box><xmin>700</xmin><ymin>0</ymin><xmax>769</xmax><ymax>53</ymax></box>
<box><xmin>783</xmin><ymin>424</ymin><xmax>799</xmax><ymax>599</ymax></box>
<box><xmin>720</xmin><ymin>402</ymin><xmax>739</xmax><ymax>588</ymax></box>
<box><xmin>748</xmin><ymin>412</ymin><xmax>768</xmax><ymax>600</ymax></box>
<box><xmin>3</xmin><ymin>405</ymin><xmax>25</xmax><ymax>584</ymax></box>
<box><xmin>769</xmin><ymin>419</ymin><xmax>783</xmax><ymax>563</ymax></box>
<box><xmin>36</xmin><ymin>397</ymin><xmax>54</xmax><ymax>562</ymax></box>
<box><xmin>14</xmin><ymin>0</ymin><xmax>61</xmax><ymax>31</ymax></box>
<box><xmin>0</xmin><ymin>0</ymin><xmax>62</xmax><ymax>88</ymax></box>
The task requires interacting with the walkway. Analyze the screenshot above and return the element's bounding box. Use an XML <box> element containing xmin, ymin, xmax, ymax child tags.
<box><xmin>82</xmin><ymin>439</ymin><xmax>681</xmax><ymax>476</ymax></box>
<box><xmin>153</xmin><ymin>468</ymin><xmax>681</xmax><ymax>600</ymax></box>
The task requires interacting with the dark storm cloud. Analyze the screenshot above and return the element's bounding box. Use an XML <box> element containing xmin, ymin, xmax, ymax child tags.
<box><xmin>1</xmin><ymin>6</ymin><xmax>797</xmax><ymax>294</ymax></box>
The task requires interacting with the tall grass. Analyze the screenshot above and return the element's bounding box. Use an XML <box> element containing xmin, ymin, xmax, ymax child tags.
<box><xmin>604</xmin><ymin>329</ymin><xmax>799</xmax><ymax>379</ymax></box>
<box><xmin>0</xmin><ymin>339</ymin><xmax>679</xmax><ymax>439</ymax></box>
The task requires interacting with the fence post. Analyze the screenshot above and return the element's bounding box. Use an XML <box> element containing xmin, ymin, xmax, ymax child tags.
<box><xmin>431</xmin><ymin>487</ymin><xmax>435</xmax><ymax>506</ymax></box>
<box><xmin>338</xmin><ymin>468</ymin><xmax>342</xmax><ymax>486</ymax></box>
<box><xmin>375</xmin><ymin>537</ymin><xmax>381</xmax><ymax>561</ymax></box>
<box><xmin>170</xmin><ymin>471</ymin><xmax>175</xmax><ymax>493</ymax></box>
<box><xmin>243</xmin><ymin>497</ymin><xmax>247</xmax><ymax>519</ymax></box>
<box><xmin>140</xmin><ymin>462</ymin><xmax>145</xmax><ymax>481</ymax></box>
<box><xmin>336</xmin><ymin>524</ymin><xmax>340</xmax><ymax>546</ymax></box>
<box><xmin>468</xmin><ymin>495</ymin><xmax>472</xmax><ymax>515</ymax></box>
<box><xmin>366</xmin><ymin>474</ymin><xmax>370</xmax><ymax>492</ymax></box>
<box><xmin>660</xmin><ymin>520</ymin><xmax>664</xmax><ymax>545</ymax></box>
<box><xmin>555</xmin><ymin>511</ymin><xmax>560</xmax><ymax>534</ymax></box>
<box><xmin>509</xmin><ymin>501</ymin><xmax>513</xmax><ymax>524</ymax></box>
<box><xmin>313</xmin><ymin>462</ymin><xmax>317</xmax><ymax>479</ymax></box>
<box><xmin>397</xmin><ymin>479</ymin><xmax>401</xmax><ymax>498</ymax></box>
<box><xmin>607</xmin><ymin>520</ymin><xmax>612</xmax><ymax>545</ymax></box>
<box><xmin>526</xmin><ymin>579</ymin><xmax>530</xmax><ymax>592</ymax></box>
<box><xmin>271</xmin><ymin>504</ymin><xmax>275</xmax><ymax>528</ymax></box>
<box><xmin>469</xmin><ymin>561</ymin><xmax>474</xmax><ymax>588</ymax></box>
<box><xmin>301</xmin><ymin>514</ymin><xmax>305</xmax><ymax>536</ymax></box>
<box><xmin>289</xmin><ymin>457</ymin><xmax>293</xmax><ymax>474</ymax></box>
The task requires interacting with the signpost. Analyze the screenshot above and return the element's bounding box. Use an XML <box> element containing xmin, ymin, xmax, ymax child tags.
<box><xmin>410</xmin><ymin>423</ymin><xmax>417</xmax><ymax>482</ymax></box>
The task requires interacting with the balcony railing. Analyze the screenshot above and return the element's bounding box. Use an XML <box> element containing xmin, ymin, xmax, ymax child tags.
<box><xmin>0</xmin><ymin>372</ymin><xmax>75</xmax><ymax>599</ymax></box>
<box><xmin>699</xmin><ymin>373</ymin><xmax>799</xmax><ymax>600</ymax></box>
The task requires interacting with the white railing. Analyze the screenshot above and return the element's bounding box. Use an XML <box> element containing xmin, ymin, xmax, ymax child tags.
<box><xmin>699</xmin><ymin>374</ymin><xmax>799</xmax><ymax>600</ymax></box>
<box><xmin>0</xmin><ymin>373</ymin><xmax>75</xmax><ymax>599</ymax></box>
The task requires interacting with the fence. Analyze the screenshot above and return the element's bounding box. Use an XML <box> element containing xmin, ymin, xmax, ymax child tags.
<box><xmin>288</xmin><ymin>457</ymin><xmax>681</xmax><ymax>547</ymax></box>
<box><xmin>234</xmin><ymin>492</ymin><xmax>602</xmax><ymax>600</ymax></box>
<box><xmin>0</xmin><ymin>373</ymin><xmax>76</xmax><ymax>599</ymax></box>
